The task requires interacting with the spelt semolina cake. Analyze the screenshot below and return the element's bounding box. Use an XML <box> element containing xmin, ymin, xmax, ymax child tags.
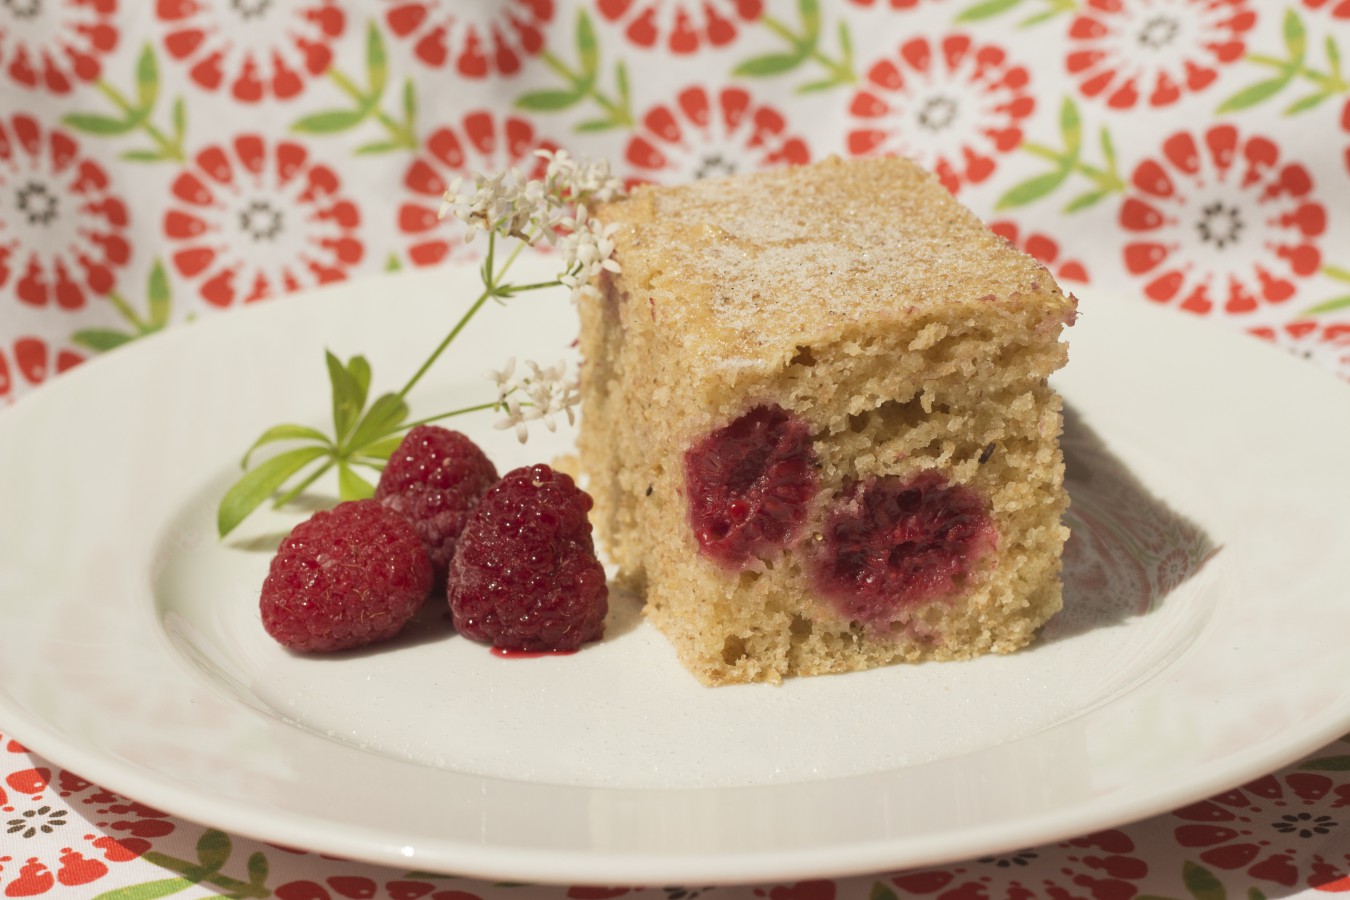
<box><xmin>577</xmin><ymin>156</ymin><xmax>1075</xmax><ymax>685</ymax></box>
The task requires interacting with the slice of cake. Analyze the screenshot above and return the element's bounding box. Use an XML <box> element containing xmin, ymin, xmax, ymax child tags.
<box><xmin>577</xmin><ymin>156</ymin><xmax>1075</xmax><ymax>685</ymax></box>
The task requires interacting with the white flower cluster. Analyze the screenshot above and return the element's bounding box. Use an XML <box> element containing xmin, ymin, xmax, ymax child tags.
<box><xmin>439</xmin><ymin>149</ymin><xmax>625</xmax><ymax>302</ymax></box>
<box><xmin>488</xmin><ymin>357</ymin><xmax>582</xmax><ymax>443</ymax></box>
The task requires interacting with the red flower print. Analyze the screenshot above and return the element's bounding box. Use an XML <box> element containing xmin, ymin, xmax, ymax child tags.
<box><xmin>156</xmin><ymin>0</ymin><xmax>344</xmax><ymax>102</ymax></box>
<box><xmin>274</xmin><ymin>877</ymin><xmax>484</xmax><ymax>900</ymax></box>
<box><xmin>1311</xmin><ymin>854</ymin><xmax>1350</xmax><ymax>892</ymax></box>
<box><xmin>598</xmin><ymin>0</ymin><xmax>762</xmax><ymax>54</ymax></box>
<box><xmin>0</xmin><ymin>764</ymin><xmax>170</xmax><ymax>897</ymax></box>
<box><xmin>988</xmin><ymin>220</ymin><xmax>1089</xmax><ymax>283</ymax></box>
<box><xmin>398</xmin><ymin>112</ymin><xmax>557</xmax><ymax>268</ymax></box>
<box><xmin>1303</xmin><ymin>0</ymin><xmax>1350</xmax><ymax>19</ymax></box>
<box><xmin>0</xmin><ymin>0</ymin><xmax>118</xmax><ymax>93</ymax></box>
<box><xmin>1119</xmin><ymin>126</ymin><xmax>1325</xmax><ymax>315</ymax></box>
<box><xmin>1341</xmin><ymin>97</ymin><xmax>1350</xmax><ymax>176</ymax></box>
<box><xmin>0</xmin><ymin>337</ymin><xmax>83</xmax><ymax>403</ymax></box>
<box><xmin>892</xmin><ymin>830</ymin><xmax>1146</xmax><ymax>899</ymax></box>
<box><xmin>846</xmin><ymin>34</ymin><xmax>1034</xmax><ymax>194</ymax></box>
<box><xmin>1250</xmin><ymin>319</ymin><xmax>1350</xmax><ymax>378</ymax></box>
<box><xmin>383</xmin><ymin>0</ymin><xmax>552</xmax><ymax>76</ymax></box>
<box><xmin>1173</xmin><ymin>773</ymin><xmax>1348</xmax><ymax>888</ymax></box>
<box><xmin>164</xmin><ymin>135</ymin><xmax>363</xmax><ymax>307</ymax></box>
<box><xmin>1065</xmin><ymin>0</ymin><xmax>1255</xmax><ymax>108</ymax></box>
<box><xmin>0</xmin><ymin>115</ymin><xmax>130</xmax><ymax>310</ymax></box>
<box><xmin>623</xmin><ymin>85</ymin><xmax>810</xmax><ymax>184</ymax></box>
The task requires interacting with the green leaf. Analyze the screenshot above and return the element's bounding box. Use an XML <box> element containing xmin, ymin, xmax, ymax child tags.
<box><xmin>1299</xmin><ymin>753</ymin><xmax>1350</xmax><ymax>770</ymax></box>
<box><xmin>246</xmin><ymin>851</ymin><xmax>268</xmax><ymax>887</ymax></box>
<box><xmin>995</xmin><ymin>168</ymin><xmax>1070</xmax><ymax>209</ymax></box>
<box><xmin>346</xmin><ymin>355</ymin><xmax>372</xmax><ymax>400</ymax></box>
<box><xmin>1099</xmin><ymin>126</ymin><xmax>1118</xmax><ymax>175</ymax></box>
<box><xmin>1284</xmin><ymin>8</ymin><xmax>1307</xmax><ymax>63</ymax></box>
<box><xmin>71</xmin><ymin>328</ymin><xmax>135</xmax><ymax>352</ymax></box>
<box><xmin>402</xmin><ymin>78</ymin><xmax>416</xmax><ymax>127</ymax></box>
<box><xmin>195</xmin><ymin>829</ymin><xmax>231</xmax><ymax>873</ymax></box>
<box><xmin>515</xmin><ymin>88</ymin><xmax>583</xmax><ymax>111</ymax></box>
<box><xmin>1324</xmin><ymin>265</ymin><xmax>1350</xmax><ymax>282</ymax></box>
<box><xmin>325</xmin><ymin>351</ymin><xmax>367</xmax><ymax>442</ymax></box>
<box><xmin>337</xmin><ymin>462</ymin><xmax>376</xmax><ymax>501</ymax></box>
<box><xmin>292</xmin><ymin>108</ymin><xmax>369</xmax><ymax>134</ymax></box>
<box><xmin>171</xmin><ymin>97</ymin><xmax>186</xmax><ymax>140</ymax></box>
<box><xmin>1248</xmin><ymin>889</ymin><xmax>1267</xmax><ymax>900</ymax></box>
<box><xmin>135</xmin><ymin>43</ymin><xmax>159</xmax><ymax>111</ymax></box>
<box><xmin>576</xmin><ymin>8</ymin><xmax>599</xmax><ymax>76</ymax></box>
<box><xmin>120</xmin><ymin>149</ymin><xmax>166</xmax><ymax>163</ymax></box>
<box><xmin>240</xmin><ymin>424</ymin><xmax>331</xmax><ymax>468</ymax></box>
<box><xmin>733</xmin><ymin>51</ymin><xmax>806</xmax><ymax>77</ymax></box>
<box><xmin>365</xmin><ymin>21</ymin><xmax>388</xmax><ymax>99</ymax></box>
<box><xmin>92</xmin><ymin>877</ymin><xmax>195</xmax><ymax>900</ymax></box>
<box><xmin>385</xmin><ymin>252</ymin><xmax>403</xmax><ymax>272</ymax></box>
<box><xmin>1063</xmin><ymin>188</ymin><xmax>1108</xmax><ymax>213</ymax></box>
<box><xmin>61</xmin><ymin>112</ymin><xmax>136</xmax><ymax>136</ymax></box>
<box><xmin>1217</xmin><ymin>76</ymin><xmax>1293</xmax><ymax>113</ymax></box>
<box><xmin>345</xmin><ymin>392</ymin><xmax>409</xmax><ymax>451</ymax></box>
<box><xmin>798</xmin><ymin>77</ymin><xmax>846</xmax><ymax>94</ymax></box>
<box><xmin>1059</xmin><ymin>97</ymin><xmax>1082</xmax><ymax>159</ymax></box>
<box><xmin>147</xmin><ymin>259</ymin><xmax>171</xmax><ymax>328</ymax></box>
<box><xmin>1284</xmin><ymin>91</ymin><xmax>1331</xmax><ymax>114</ymax></box>
<box><xmin>615</xmin><ymin>60</ymin><xmax>630</xmax><ymax>108</ymax></box>
<box><xmin>1182</xmin><ymin>860</ymin><xmax>1226</xmax><ymax>900</ymax></box>
<box><xmin>353</xmin><ymin>433</ymin><xmax>405</xmax><ymax>462</ymax></box>
<box><xmin>575</xmin><ymin>117</ymin><xmax>621</xmax><ymax>133</ymax></box>
<box><xmin>1019</xmin><ymin>7</ymin><xmax>1063</xmax><ymax>27</ymax></box>
<box><xmin>1327</xmin><ymin>35</ymin><xmax>1343</xmax><ymax>79</ymax></box>
<box><xmin>956</xmin><ymin>0</ymin><xmax>1022</xmax><ymax>22</ymax></box>
<box><xmin>218</xmin><ymin>445</ymin><xmax>330</xmax><ymax>537</ymax></box>
<box><xmin>837</xmin><ymin>21</ymin><xmax>853</xmax><ymax>64</ymax></box>
<box><xmin>354</xmin><ymin>140</ymin><xmax>402</xmax><ymax>155</ymax></box>
<box><xmin>797</xmin><ymin>0</ymin><xmax>821</xmax><ymax>42</ymax></box>
<box><xmin>868</xmin><ymin>882</ymin><xmax>899</xmax><ymax>900</ymax></box>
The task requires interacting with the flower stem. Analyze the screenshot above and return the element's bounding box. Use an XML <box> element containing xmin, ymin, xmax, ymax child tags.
<box><xmin>94</xmin><ymin>80</ymin><xmax>185</xmax><ymax>162</ymax></box>
<box><xmin>539</xmin><ymin>51</ymin><xmax>634</xmax><ymax>126</ymax></box>
<box><xmin>327</xmin><ymin>69</ymin><xmax>418</xmax><ymax>149</ymax></box>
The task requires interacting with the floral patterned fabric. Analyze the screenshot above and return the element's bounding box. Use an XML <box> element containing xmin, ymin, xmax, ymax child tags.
<box><xmin>1</xmin><ymin>0</ymin><xmax>1349</xmax><ymax>897</ymax></box>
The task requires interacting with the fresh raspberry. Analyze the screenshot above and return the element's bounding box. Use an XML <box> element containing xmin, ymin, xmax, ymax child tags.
<box><xmin>260</xmin><ymin>499</ymin><xmax>434</xmax><ymax>652</ymax></box>
<box><xmin>448</xmin><ymin>464</ymin><xmax>608</xmax><ymax>651</ymax></box>
<box><xmin>375</xmin><ymin>425</ymin><xmax>498</xmax><ymax>581</ymax></box>
<box><xmin>683</xmin><ymin>404</ymin><xmax>819</xmax><ymax>569</ymax></box>
<box><xmin>810</xmin><ymin>471</ymin><xmax>997</xmax><ymax>625</ymax></box>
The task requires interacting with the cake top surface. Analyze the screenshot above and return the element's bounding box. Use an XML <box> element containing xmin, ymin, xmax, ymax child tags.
<box><xmin>597</xmin><ymin>156</ymin><xmax>1074</xmax><ymax>369</ymax></box>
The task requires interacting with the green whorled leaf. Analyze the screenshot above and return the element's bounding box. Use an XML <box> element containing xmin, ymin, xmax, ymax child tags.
<box><xmin>1181</xmin><ymin>860</ymin><xmax>1226</xmax><ymax>900</ymax></box>
<box><xmin>797</xmin><ymin>0</ymin><xmax>821</xmax><ymax>40</ymax></box>
<box><xmin>955</xmin><ymin>0</ymin><xmax>1022</xmax><ymax>23</ymax></box>
<box><xmin>575</xmin><ymin>117</ymin><xmax>621</xmax><ymax>133</ymax></box>
<box><xmin>346</xmin><ymin>355</ymin><xmax>372</xmax><ymax>401</ymax></box>
<box><xmin>246</xmin><ymin>851</ymin><xmax>269</xmax><ymax>887</ymax></box>
<box><xmin>325</xmin><ymin>350</ymin><xmax>366</xmax><ymax>442</ymax></box>
<box><xmin>1284</xmin><ymin>91</ymin><xmax>1332</xmax><ymax>114</ymax></box>
<box><xmin>354</xmin><ymin>433</ymin><xmax>406</xmax><ymax>463</ymax></box>
<box><xmin>135</xmin><ymin>43</ymin><xmax>159</xmax><ymax>111</ymax></box>
<box><xmin>733</xmin><ymin>51</ymin><xmax>806</xmax><ymax>77</ymax></box>
<box><xmin>218</xmin><ymin>445</ymin><xmax>329</xmax><ymax>536</ymax></box>
<box><xmin>292</xmin><ymin>108</ymin><xmax>369</xmax><ymax>134</ymax></box>
<box><xmin>576</xmin><ymin>8</ymin><xmax>599</xmax><ymax>76</ymax></box>
<box><xmin>1217</xmin><ymin>75</ymin><xmax>1293</xmax><ymax>113</ymax></box>
<box><xmin>1059</xmin><ymin>97</ymin><xmax>1082</xmax><ymax>158</ymax></box>
<box><xmin>120</xmin><ymin>148</ymin><xmax>165</xmax><ymax>162</ymax></box>
<box><xmin>1063</xmin><ymin>188</ymin><xmax>1109</xmax><ymax>213</ymax></box>
<box><xmin>61</xmin><ymin>112</ymin><xmax>136</xmax><ymax>135</ymax></box>
<box><xmin>1300</xmin><ymin>754</ymin><xmax>1350</xmax><ymax>769</ymax></box>
<box><xmin>337</xmin><ymin>461</ymin><xmax>376</xmax><ymax>501</ymax></box>
<box><xmin>345</xmin><ymin>392</ymin><xmax>410</xmax><ymax>453</ymax></box>
<box><xmin>240</xmin><ymin>423</ymin><xmax>331</xmax><ymax>468</ymax></box>
<box><xmin>147</xmin><ymin>259</ymin><xmax>171</xmax><ymax>328</ymax></box>
<box><xmin>995</xmin><ymin>168</ymin><xmax>1070</xmax><ymax>210</ymax></box>
<box><xmin>91</xmin><ymin>877</ymin><xmax>196</xmax><ymax>900</ymax></box>
<box><xmin>194</xmin><ymin>829</ymin><xmax>231</xmax><ymax>873</ymax></box>
<box><xmin>71</xmin><ymin>328</ymin><xmax>134</xmax><ymax>352</ymax></box>
<box><xmin>365</xmin><ymin>20</ymin><xmax>388</xmax><ymax>99</ymax></box>
<box><xmin>1284</xmin><ymin>8</ymin><xmax>1307</xmax><ymax>63</ymax></box>
<box><xmin>515</xmin><ymin>88</ymin><xmax>583</xmax><ymax>111</ymax></box>
<box><xmin>868</xmin><ymin>882</ymin><xmax>900</xmax><ymax>900</ymax></box>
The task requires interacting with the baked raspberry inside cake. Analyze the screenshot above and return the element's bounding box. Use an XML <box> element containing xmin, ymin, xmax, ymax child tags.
<box><xmin>578</xmin><ymin>156</ymin><xmax>1075</xmax><ymax>685</ymax></box>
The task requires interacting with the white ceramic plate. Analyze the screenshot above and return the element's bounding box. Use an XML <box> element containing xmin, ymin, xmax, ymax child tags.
<box><xmin>1</xmin><ymin>259</ymin><xmax>1349</xmax><ymax>886</ymax></box>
